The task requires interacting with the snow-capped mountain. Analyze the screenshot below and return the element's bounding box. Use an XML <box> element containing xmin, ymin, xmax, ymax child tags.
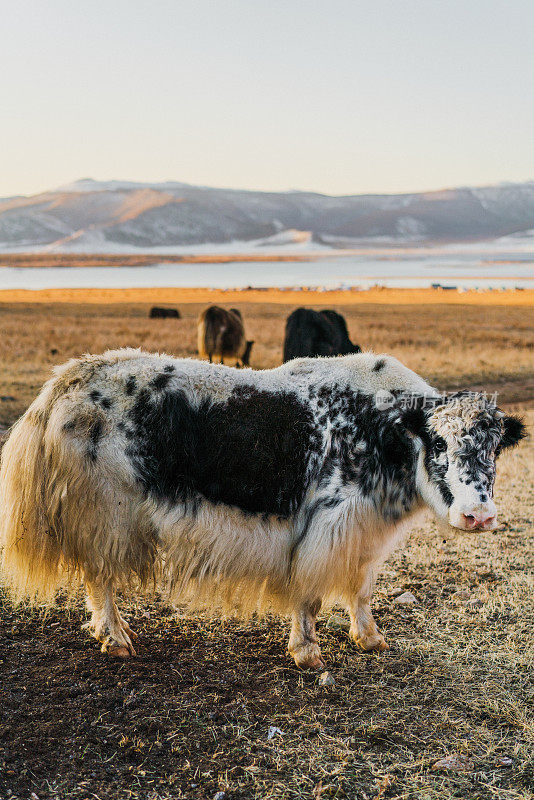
<box><xmin>1</xmin><ymin>178</ymin><xmax>534</xmax><ymax>251</ymax></box>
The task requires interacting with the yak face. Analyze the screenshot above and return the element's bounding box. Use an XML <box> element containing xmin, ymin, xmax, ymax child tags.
<box><xmin>401</xmin><ymin>393</ymin><xmax>526</xmax><ymax>531</ymax></box>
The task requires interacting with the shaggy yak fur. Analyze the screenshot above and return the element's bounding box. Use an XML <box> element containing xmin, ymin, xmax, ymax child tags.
<box><xmin>0</xmin><ymin>349</ymin><xmax>525</xmax><ymax>666</ymax></box>
<box><xmin>283</xmin><ymin>308</ymin><xmax>361</xmax><ymax>362</ymax></box>
<box><xmin>197</xmin><ymin>306</ymin><xmax>254</xmax><ymax>367</ymax></box>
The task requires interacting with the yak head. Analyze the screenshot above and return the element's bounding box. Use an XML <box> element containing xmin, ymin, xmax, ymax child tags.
<box><xmin>401</xmin><ymin>392</ymin><xmax>526</xmax><ymax>531</ymax></box>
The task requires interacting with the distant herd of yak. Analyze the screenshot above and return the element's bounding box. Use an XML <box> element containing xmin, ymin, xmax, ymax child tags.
<box><xmin>149</xmin><ymin>305</ymin><xmax>362</xmax><ymax>367</ymax></box>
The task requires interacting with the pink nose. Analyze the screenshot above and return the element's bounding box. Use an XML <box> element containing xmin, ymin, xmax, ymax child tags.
<box><xmin>462</xmin><ymin>512</ymin><xmax>496</xmax><ymax>530</ymax></box>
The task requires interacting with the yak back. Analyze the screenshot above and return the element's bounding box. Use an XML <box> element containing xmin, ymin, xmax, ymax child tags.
<box><xmin>283</xmin><ymin>307</ymin><xmax>360</xmax><ymax>362</ymax></box>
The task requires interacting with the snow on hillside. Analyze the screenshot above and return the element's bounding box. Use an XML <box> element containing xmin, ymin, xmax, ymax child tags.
<box><xmin>35</xmin><ymin>228</ymin><xmax>330</xmax><ymax>255</ymax></box>
<box><xmin>56</xmin><ymin>178</ymin><xmax>193</xmax><ymax>194</ymax></box>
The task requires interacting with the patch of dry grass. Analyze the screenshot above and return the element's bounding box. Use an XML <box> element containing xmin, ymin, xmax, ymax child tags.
<box><xmin>0</xmin><ymin>299</ymin><xmax>533</xmax><ymax>426</ymax></box>
<box><xmin>0</xmin><ymin>417</ymin><xmax>532</xmax><ymax>800</ymax></box>
<box><xmin>0</xmin><ymin>298</ymin><xmax>532</xmax><ymax>799</ymax></box>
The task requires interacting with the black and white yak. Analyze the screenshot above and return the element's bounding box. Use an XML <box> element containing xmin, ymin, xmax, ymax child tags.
<box><xmin>283</xmin><ymin>308</ymin><xmax>361</xmax><ymax>362</ymax></box>
<box><xmin>0</xmin><ymin>349</ymin><xmax>525</xmax><ymax>667</ymax></box>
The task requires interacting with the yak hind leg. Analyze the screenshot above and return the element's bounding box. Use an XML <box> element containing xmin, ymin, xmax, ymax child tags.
<box><xmin>83</xmin><ymin>577</ymin><xmax>137</xmax><ymax>659</ymax></box>
<box><xmin>288</xmin><ymin>599</ymin><xmax>324</xmax><ymax>669</ymax></box>
<box><xmin>347</xmin><ymin>566</ymin><xmax>389</xmax><ymax>652</ymax></box>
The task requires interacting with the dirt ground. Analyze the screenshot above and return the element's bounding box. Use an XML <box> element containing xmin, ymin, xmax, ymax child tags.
<box><xmin>0</xmin><ymin>294</ymin><xmax>532</xmax><ymax>800</ymax></box>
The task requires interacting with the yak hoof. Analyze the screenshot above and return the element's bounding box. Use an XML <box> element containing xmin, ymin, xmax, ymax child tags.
<box><xmin>371</xmin><ymin>638</ymin><xmax>389</xmax><ymax>652</ymax></box>
<box><xmin>108</xmin><ymin>645</ymin><xmax>132</xmax><ymax>659</ymax></box>
<box><xmin>351</xmin><ymin>628</ymin><xmax>389</xmax><ymax>652</ymax></box>
<box><xmin>105</xmin><ymin>639</ymin><xmax>136</xmax><ymax>659</ymax></box>
<box><xmin>103</xmin><ymin>636</ymin><xmax>137</xmax><ymax>659</ymax></box>
<box><xmin>290</xmin><ymin>642</ymin><xmax>325</xmax><ymax>670</ymax></box>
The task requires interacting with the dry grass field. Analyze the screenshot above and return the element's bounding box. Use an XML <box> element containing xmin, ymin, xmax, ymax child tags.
<box><xmin>0</xmin><ymin>290</ymin><xmax>533</xmax><ymax>426</ymax></box>
<box><xmin>0</xmin><ymin>290</ymin><xmax>533</xmax><ymax>800</ymax></box>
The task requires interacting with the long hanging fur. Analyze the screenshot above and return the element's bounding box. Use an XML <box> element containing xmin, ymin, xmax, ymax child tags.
<box><xmin>0</xmin><ymin>402</ymin><xmax>63</xmax><ymax>603</ymax></box>
<box><xmin>0</xmin><ymin>355</ymin><xmax>158</xmax><ymax>605</ymax></box>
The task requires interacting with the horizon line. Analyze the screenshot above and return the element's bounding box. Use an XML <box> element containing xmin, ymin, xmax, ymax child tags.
<box><xmin>4</xmin><ymin>175</ymin><xmax>534</xmax><ymax>202</ymax></box>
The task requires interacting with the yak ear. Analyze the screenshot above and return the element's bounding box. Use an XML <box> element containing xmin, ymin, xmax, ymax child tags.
<box><xmin>499</xmin><ymin>415</ymin><xmax>527</xmax><ymax>452</ymax></box>
<box><xmin>400</xmin><ymin>405</ymin><xmax>428</xmax><ymax>439</ymax></box>
<box><xmin>382</xmin><ymin>402</ymin><xmax>426</xmax><ymax>467</ymax></box>
<box><xmin>396</xmin><ymin>394</ymin><xmax>430</xmax><ymax>439</ymax></box>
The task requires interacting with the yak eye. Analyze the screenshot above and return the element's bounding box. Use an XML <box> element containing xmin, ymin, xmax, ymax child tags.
<box><xmin>434</xmin><ymin>440</ymin><xmax>447</xmax><ymax>454</ymax></box>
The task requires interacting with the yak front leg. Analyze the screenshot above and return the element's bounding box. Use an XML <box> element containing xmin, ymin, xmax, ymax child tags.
<box><xmin>347</xmin><ymin>566</ymin><xmax>389</xmax><ymax>652</ymax></box>
<box><xmin>83</xmin><ymin>577</ymin><xmax>137</xmax><ymax>659</ymax></box>
<box><xmin>288</xmin><ymin>599</ymin><xmax>324</xmax><ymax>669</ymax></box>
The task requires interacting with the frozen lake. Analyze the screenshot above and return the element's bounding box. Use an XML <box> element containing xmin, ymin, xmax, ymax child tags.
<box><xmin>0</xmin><ymin>246</ymin><xmax>533</xmax><ymax>290</ymax></box>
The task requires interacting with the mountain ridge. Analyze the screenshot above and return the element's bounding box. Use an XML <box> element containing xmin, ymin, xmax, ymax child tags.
<box><xmin>1</xmin><ymin>179</ymin><xmax>534</xmax><ymax>252</ymax></box>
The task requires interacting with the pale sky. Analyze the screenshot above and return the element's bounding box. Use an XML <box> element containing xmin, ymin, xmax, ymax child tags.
<box><xmin>1</xmin><ymin>0</ymin><xmax>533</xmax><ymax>198</ymax></box>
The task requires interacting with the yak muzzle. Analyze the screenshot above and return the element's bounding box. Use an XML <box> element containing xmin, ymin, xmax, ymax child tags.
<box><xmin>449</xmin><ymin>501</ymin><xmax>498</xmax><ymax>531</ymax></box>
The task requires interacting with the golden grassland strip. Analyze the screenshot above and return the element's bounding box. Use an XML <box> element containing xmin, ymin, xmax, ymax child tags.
<box><xmin>0</xmin><ymin>286</ymin><xmax>533</xmax><ymax>306</ymax></box>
